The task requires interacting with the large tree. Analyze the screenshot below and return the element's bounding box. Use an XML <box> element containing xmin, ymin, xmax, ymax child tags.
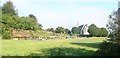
<box><xmin>95</xmin><ymin>7</ymin><xmax>120</xmax><ymax>56</ymax></box>
<box><xmin>2</xmin><ymin>1</ymin><xmax>17</xmax><ymax>15</ymax></box>
<box><xmin>65</xmin><ymin>28</ymin><xmax>71</xmax><ymax>34</ymax></box>
<box><xmin>107</xmin><ymin>8</ymin><xmax>120</xmax><ymax>41</ymax></box>
<box><xmin>28</xmin><ymin>14</ymin><xmax>37</xmax><ymax>21</ymax></box>
<box><xmin>100</xmin><ymin>28</ymin><xmax>108</xmax><ymax>37</ymax></box>
<box><xmin>47</xmin><ymin>28</ymin><xmax>55</xmax><ymax>32</ymax></box>
<box><xmin>71</xmin><ymin>27</ymin><xmax>79</xmax><ymax>34</ymax></box>
<box><xmin>88</xmin><ymin>24</ymin><xmax>108</xmax><ymax>37</ymax></box>
<box><xmin>55</xmin><ymin>27</ymin><xmax>65</xmax><ymax>34</ymax></box>
<box><xmin>88</xmin><ymin>24</ymin><xmax>99</xmax><ymax>37</ymax></box>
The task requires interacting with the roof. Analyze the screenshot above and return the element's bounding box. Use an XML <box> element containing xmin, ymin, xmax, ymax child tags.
<box><xmin>78</xmin><ymin>24</ymin><xmax>90</xmax><ymax>35</ymax></box>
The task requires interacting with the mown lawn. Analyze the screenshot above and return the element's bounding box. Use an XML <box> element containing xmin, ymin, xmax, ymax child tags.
<box><xmin>1</xmin><ymin>37</ymin><xmax>106</xmax><ymax>56</ymax></box>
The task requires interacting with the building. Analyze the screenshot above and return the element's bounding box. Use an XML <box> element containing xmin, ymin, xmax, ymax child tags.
<box><xmin>78</xmin><ymin>24</ymin><xmax>90</xmax><ymax>36</ymax></box>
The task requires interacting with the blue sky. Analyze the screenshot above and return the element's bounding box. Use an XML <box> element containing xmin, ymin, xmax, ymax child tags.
<box><xmin>1</xmin><ymin>0</ymin><xmax>118</xmax><ymax>29</ymax></box>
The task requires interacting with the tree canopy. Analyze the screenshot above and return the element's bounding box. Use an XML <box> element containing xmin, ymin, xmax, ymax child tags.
<box><xmin>71</xmin><ymin>27</ymin><xmax>79</xmax><ymax>34</ymax></box>
<box><xmin>55</xmin><ymin>27</ymin><xmax>65</xmax><ymax>34</ymax></box>
<box><xmin>47</xmin><ymin>28</ymin><xmax>55</xmax><ymax>32</ymax></box>
<box><xmin>88</xmin><ymin>24</ymin><xmax>108</xmax><ymax>37</ymax></box>
<box><xmin>65</xmin><ymin>28</ymin><xmax>71</xmax><ymax>34</ymax></box>
<box><xmin>28</xmin><ymin>14</ymin><xmax>37</xmax><ymax>21</ymax></box>
<box><xmin>2</xmin><ymin>1</ymin><xmax>17</xmax><ymax>15</ymax></box>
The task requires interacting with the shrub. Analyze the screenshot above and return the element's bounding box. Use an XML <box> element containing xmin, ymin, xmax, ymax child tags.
<box><xmin>2</xmin><ymin>30</ymin><xmax>12</xmax><ymax>39</ymax></box>
<box><xmin>95</xmin><ymin>41</ymin><xmax>120</xmax><ymax>56</ymax></box>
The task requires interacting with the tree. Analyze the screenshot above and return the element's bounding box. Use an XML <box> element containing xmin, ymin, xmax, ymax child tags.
<box><xmin>65</xmin><ymin>28</ymin><xmax>71</xmax><ymax>34</ymax></box>
<box><xmin>1</xmin><ymin>1</ymin><xmax>43</xmax><ymax>39</ymax></box>
<box><xmin>71</xmin><ymin>27</ymin><xmax>79</xmax><ymax>34</ymax></box>
<box><xmin>28</xmin><ymin>14</ymin><xmax>37</xmax><ymax>21</ymax></box>
<box><xmin>0</xmin><ymin>6</ymin><xmax>2</xmax><ymax>18</ymax></box>
<box><xmin>2</xmin><ymin>1</ymin><xmax>17</xmax><ymax>15</ymax></box>
<box><xmin>2</xmin><ymin>14</ymin><xmax>17</xmax><ymax>28</ymax></box>
<box><xmin>100</xmin><ymin>28</ymin><xmax>108</xmax><ymax>37</ymax></box>
<box><xmin>38</xmin><ymin>23</ymin><xmax>42</xmax><ymax>30</ymax></box>
<box><xmin>47</xmin><ymin>28</ymin><xmax>55</xmax><ymax>32</ymax></box>
<box><xmin>106</xmin><ymin>8</ymin><xmax>120</xmax><ymax>41</ymax></box>
<box><xmin>88</xmin><ymin>24</ymin><xmax>108</xmax><ymax>37</ymax></box>
<box><xmin>55</xmin><ymin>27</ymin><xmax>65</xmax><ymax>33</ymax></box>
<box><xmin>2</xmin><ymin>29</ymin><xmax>12</xmax><ymax>39</ymax></box>
<box><xmin>16</xmin><ymin>17</ymin><xmax>41</xmax><ymax>30</ymax></box>
<box><xmin>95</xmin><ymin>7</ymin><xmax>120</xmax><ymax>56</ymax></box>
<box><xmin>88</xmin><ymin>24</ymin><xmax>99</xmax><ymax>37</ymax></box>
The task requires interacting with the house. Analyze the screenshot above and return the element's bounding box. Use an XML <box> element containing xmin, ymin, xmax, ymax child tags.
<box><xmin>78</xmin><ymin>24</ymin><xmax>90</xmax><ymax>37</ymax></box>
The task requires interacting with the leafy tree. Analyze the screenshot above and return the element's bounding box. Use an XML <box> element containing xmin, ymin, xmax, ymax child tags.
<box><xmin>88</xmin><ymin>24</ymin><xmax>99</xmax><ymax>37</ymax></box>
<box><xmin>1</xmin><ymin>23</ymin><xmax>12</xmax><ymax>39</ymax></box>
<box><xmin>106</xmin><ymin>9</ymin><xmax>120</xmax><ymax>41</ymax></box>
<box><xmin>16</xmin><ymin>17</ymin><xmax>41</xmax><ymax>30</ymax></box>
<box><xmin>47</xmin><ymin>28</ymin><xmax>55</xmax><ymax>32</ymax></box>
<box><xmin>0</xmin><ymin>6</ymin><xmax>2</xmax><ymax>17</ymax></box>
<box><xmin>2</xmin><ymin>14</ymin><xmax>17</xmax><ymax>28</ymax></box>
<box><xmin>1</xmin><ymin>1</ymin><xmax>43</xmax><ymax>39</ymax></box>
<box><xmin>96</xmin><ymin>28</ymin><xmax>108</xmax><ymax>37</ymax></box>
<box><xmin>38</xmin><ymin>23</ymin><xmax>42</xmax><ymax>30</ymax></box>
<box><xmin>2</xmin><ymin>14</ymin><xmax>42</xmax><ymax>31</ymax></box>
<box><xmin>100</xmin><ymin>28</ymin><xmax>108</xmax><ymax>37</ymax></box>
<box><xmin>65</xmin><ymin>28</ymin><xmax>71</xmax><ymax>34</ymax></box>
<box><xmin>2</xmin><ymin>1</ymin><xmax>17</xmax><ymax>15</ymax></box>
<box><xmin>2</xmin><ymin>29</ymin><xmax>12</xmax><ymax>39</ymax></box>
<box><xmin>96</xmin><ymin>28</ymin><xmax>101</xmax><ymax>37</ymax></box>
<box><xmin>95</xmin><ymin>7</ymin><xmax>120</xmax><ymax>56</ymax></box>
<box><xmin>28</xmin><ymin>14</ymin><xmax>37</xmax><ymax>21</ymax></box>
<box><xmin>71</xmin><ymin>27</ymin><xmax>79</xmax><ymax>34</ymax></box>
<box><xmin>55</xmin><ymin>27</ymin><xmax>65</xmax><ymax>33</ymax></box>
<box><xmin>88</xmin><ymin>24</ymin><xmax>108</xmax><ymax>37</ymax></box>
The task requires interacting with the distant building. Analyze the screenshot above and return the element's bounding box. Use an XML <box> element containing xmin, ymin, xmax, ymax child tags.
<box><xmin>78</xmin><ymin>24</ymin><xmax>90</xmax><ymax>36</ymax></box>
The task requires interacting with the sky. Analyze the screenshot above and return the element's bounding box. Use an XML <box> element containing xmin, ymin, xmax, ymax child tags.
<box><xmin>1</xmin><ymin>0</ymin><xmax>119</xmax><ymax>29</ymax></box>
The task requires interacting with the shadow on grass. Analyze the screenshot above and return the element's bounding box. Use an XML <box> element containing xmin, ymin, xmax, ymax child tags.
<box><xmin>71</xmin><ymin>42</ymin><xmax>101</xmax><ymax>49</ymax></box>
<box><xmin>29</xmin><ymin>47</ymin><xmax>95</xmax><ymax>56</ymax></box>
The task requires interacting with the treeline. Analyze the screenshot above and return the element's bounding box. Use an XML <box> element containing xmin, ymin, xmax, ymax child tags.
<box><xmin>46</xmin><ymin>27</ymin><xmax>71</xmax><ymax>35</ymax></box>
<box><xmin>0</xmin><ymin>1</ymin><xmax>42</xmax><ymax>39</ymax></box>
<box><xmin>88</xmin><ymin>24</ymin><xmax>108</xmax><ymax>37</ymax></box>
<box><xmin>46</xmin><ymin>24</ymin><xmax>108</xmax><ymax>37</ymax></box>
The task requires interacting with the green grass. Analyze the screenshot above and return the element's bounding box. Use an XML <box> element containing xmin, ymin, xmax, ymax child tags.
<box><xmin>1</xmin><ymin>37</ymin><xmax>106</xmax><ymax>56</ymax></box>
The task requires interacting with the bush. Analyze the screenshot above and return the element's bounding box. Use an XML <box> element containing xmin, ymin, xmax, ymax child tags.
<box><xmin>2</xmin><ymin>30</ymin><xmax>12</xmax><ymax>39</ymax></box>
<box><xmin>95</xmin><ymin>41</ymin><xmax>120</xmax><ymax>56</ymax></box>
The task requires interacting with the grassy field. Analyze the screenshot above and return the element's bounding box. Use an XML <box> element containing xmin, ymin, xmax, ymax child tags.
<box><xmin>1</xmin><ymin>37</ymin><xmax>106</xmax><ymax>56</ymax></box>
